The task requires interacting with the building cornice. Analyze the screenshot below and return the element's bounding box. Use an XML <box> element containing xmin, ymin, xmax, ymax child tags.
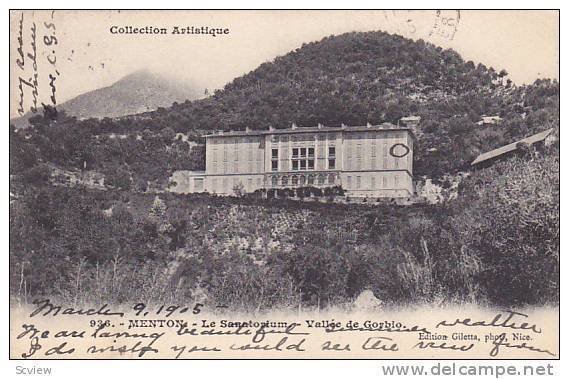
<box><xmin>203</xmin><ymin>123</ymin><xmax>414</xmax><ymax>139</ymax></box>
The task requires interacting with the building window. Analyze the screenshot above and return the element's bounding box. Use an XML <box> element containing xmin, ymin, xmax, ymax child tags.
<box><xmin>247</xmin><ymin>178</ymin><xmax>252</xmax><ymax>189</ymax></box>
<box><xmin>292</xmin><ymin>160</ymin><xmax>299</xmax><ymax>171</ymax></box>
<box><xmin>347</xmin><ymin>176</ymin><xmax>352</xmax><ymax>188</ymax></box>
<box><xmin>271</xmin><ymin>176</ymin><xmax>278</xmax><ymax>187</ymax></box>
<box><xmin>308</xmin><ymin>175</ymin><xmax>315</xmax><ymax>185</ymax></box>
<box><xmin>292</xmin><ymin>146</ymin><xmax>315</xmax><ymax>171</ymax></box>
<box><xmin>356</xmin><ymin>176</ymin><xmax>361</xmax><ymax>189</ymax></box>
<box><xmin>282</xmin><ymin>176</ymin><xmax>289</xmax><ymax>186</ymax></box>
<box><xmin>299</xmin><ymin>175</ymin><xmax>306</xmax><ymax>186</ymax></box>
<box><xmin>211</xmin><ymin>178</ymin><xmax>217</xmax><ymax>193</ymax></box>
<box><xmin>271</xmin><ymin>148</ymin><xmax>279</xmax><ymax>172</ymax></box>
<box><xmin>328</xmin><ymin>159</ymin><xmax>335</xmax><ymax>170</ymax></box>
<box><xmin>328</xmin><ymin>146</ymin><xmax>335</xmax><ymax>157</ymax></box>
<box><xmin>292</xmin><ymin>175</ymin><xmax>298</xmax><ymax>186</ymax></box>
<box><xmin>292</xmin><ymin>148</ymin><xmax>299</xmax><ymax>158</ymax></box>
<box><xmin>317</xmin><ymin>175</ymin><xmax>325</xmax><ymax>185</ymax></box>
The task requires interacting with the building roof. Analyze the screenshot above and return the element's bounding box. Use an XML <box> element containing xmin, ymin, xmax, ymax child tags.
<box><xmin>476</xmin><ymin>115</ymin><xmax>503</xmax><ymax>126</ymax></box>
<box><xmin>400</xmin><ymin>115</ymin><xmax>421</xmax><ymax>122</ymax></box>
<box><xmin>471</xmin><ymin>128</ymin><xmax>554</xmax><ymax>166</ymax></box>
<box><xmin>203</xmin><ymin>122</ymin><xmax>412</xmax><ymax>138</ymax></box>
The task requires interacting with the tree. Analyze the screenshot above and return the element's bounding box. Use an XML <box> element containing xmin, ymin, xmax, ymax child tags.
<box><xmin>161</xmin><ymin>127</ymin><xmax>176</xmax><ymax>142</ymax></box>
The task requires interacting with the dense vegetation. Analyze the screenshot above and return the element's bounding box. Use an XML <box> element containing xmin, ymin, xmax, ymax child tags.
<box><xmin>10</xmin><ymin>140</ymin><xmax>559</xmax><ymax>309</ymax></box>
<box><xmin>9</xmin><ymin>31</ymin><xmax>559</xmax><ymax>310</ymax></box>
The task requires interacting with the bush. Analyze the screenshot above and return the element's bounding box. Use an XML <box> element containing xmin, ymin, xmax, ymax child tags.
<box><xmin>456</xmin><ymin>152</ymin><xmax>559</xmax><ymax>305</ymax></box>
<box><xmin>232</xmin><ymin>182</ymin><xmax>245</xmax><ymax>197</ymax></box>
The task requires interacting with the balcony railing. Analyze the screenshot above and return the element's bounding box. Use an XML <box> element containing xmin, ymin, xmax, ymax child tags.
<box><xmin>266</xmin><ymin>171</ymin><xmax>340</xmax><ymax>188</ymax></box>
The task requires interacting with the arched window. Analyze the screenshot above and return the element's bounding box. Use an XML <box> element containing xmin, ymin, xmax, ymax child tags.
<box><xmin>308</xmin><ymin>175</ymin><xmax>315</xmax><ymax>185</ymax></box>
<box><xmin>292</xmin><ymin>175</ymin><xmax>298</xmax><ymax>186</ymax></box>
<box><xmin>317</xmin><ymin>174</ymin><xmax>325</xmax><ymax>185</ymax></box>
<box><xmin>299</xmin><ymin>175</ymin><xmax>306</xmax><ymax>186</ymax></box>
<box><xmin>282</xmin><ymin>176</ymin><xmax>289</xmax><ymax>186</ymax></box>
<box><xmin>271</xmin><ymin>176</ymin><xmax>278</xmax><ymax>187</ymax></box>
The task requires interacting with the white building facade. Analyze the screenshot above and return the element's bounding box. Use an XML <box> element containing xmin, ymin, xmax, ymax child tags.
<box><xmin>177</xmin><ymin>123</ymin><xmax>415</xmax><ymax>198</ymax></box>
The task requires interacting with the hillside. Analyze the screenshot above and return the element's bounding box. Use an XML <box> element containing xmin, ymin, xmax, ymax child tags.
<box><xmin>9</xmin><ymin>147</ymin><xmax>559</xmax><ymax>308</ymax></box>
<box><xmin>15</xmin><ymin>31</ymin><xmax>558</xmax><ymax>180</ymax></box>
<box><xmin>11</xmin><ymin>70</ymin><xmax>202</xmax><ymax>128</ymax></box>
<box><xmin>157</xmin><ymin>32</ymin><xmax>501</xmax><ymax>130</ymax></box>
<box><xmin>140</xmin><ymin>31</ymin><xmax>556</xmax><ymax>176</ymax></box>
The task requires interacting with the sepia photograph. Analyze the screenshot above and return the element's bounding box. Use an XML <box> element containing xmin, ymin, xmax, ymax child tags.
<box><xmin>8</xmin><ymin>8</ymin><xmax>560</xmax><ymax>362</ymax></box>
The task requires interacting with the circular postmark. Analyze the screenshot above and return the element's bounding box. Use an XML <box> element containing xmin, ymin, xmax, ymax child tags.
<box><xmin>429</xmin><ymin>10</ymin><xmax>461</xmax><ymax>40</ymax></box>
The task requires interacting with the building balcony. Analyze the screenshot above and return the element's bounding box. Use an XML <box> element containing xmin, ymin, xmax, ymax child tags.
<box><xmin>266</xmin><ymin>171</ymin><xmax>341</xmax><ymax>188</ymax></box>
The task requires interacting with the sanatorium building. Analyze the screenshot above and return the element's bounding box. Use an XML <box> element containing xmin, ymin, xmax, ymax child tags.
<box><xmin>177</xmin><ymin>120</ymin><xmax>417</xmax><ymax>198</ymax></box>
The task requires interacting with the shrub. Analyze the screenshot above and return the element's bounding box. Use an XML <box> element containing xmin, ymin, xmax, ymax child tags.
<box><xmin>232</xmin><ymin>182</ymin><xmax>245</xmax><ymax>197</ymax></box>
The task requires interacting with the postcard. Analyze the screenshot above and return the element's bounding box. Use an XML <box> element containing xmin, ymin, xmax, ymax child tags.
<box><xmin>9</xmin><ymin>9</ymin><xmax>559</xmax><ymax>360</ymax></box>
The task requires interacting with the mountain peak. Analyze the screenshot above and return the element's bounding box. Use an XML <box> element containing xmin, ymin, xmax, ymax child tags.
<box><xmin>116</xmin><ymin>69</ymin><xmax>163</xmax><ymax>85</ymax></box>
<box><xmin>12</xmin><ymin>70</ymin><xmax>202</xmax><ymax>126</ymax></box>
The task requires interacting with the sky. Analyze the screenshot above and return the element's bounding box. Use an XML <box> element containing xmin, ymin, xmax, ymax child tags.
<box><xmin>9</xmin><ymin>10</ymin><xmax>559</xmax><ymax>118</ymax></box>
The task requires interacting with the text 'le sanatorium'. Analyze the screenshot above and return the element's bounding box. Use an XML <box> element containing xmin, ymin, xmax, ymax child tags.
<box><xmin>110</xmin><ymin>26</ymin><xmax>230</xmax><ymax>37</ymax></box>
